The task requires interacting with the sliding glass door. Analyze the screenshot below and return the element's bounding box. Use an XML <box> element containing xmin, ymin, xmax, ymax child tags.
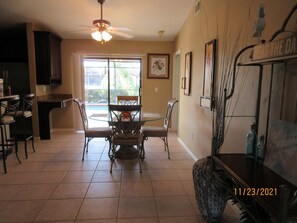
<box><xmin>108</xmin><ymin>59</ymin><xmax>141</xmax><ymax>103</ymax></box>
<box><xmin>83</xmin><ymin>57</ymin><xmax>141</xmax><ymax>125</ymax></box>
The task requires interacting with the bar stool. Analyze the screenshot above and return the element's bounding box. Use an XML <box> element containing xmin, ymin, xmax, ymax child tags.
<box><xmin>0</xmin><ymin>95</ymin><xmax>21</xmax><ymax>174</ymax></box>
<box><xmin>9</xmin><ymin>94</ymin><xmax>35</xmax><ymax>159</ymax></box>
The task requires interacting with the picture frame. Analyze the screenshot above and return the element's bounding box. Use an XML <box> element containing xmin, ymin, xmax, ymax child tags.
<box><xmin>182</xmin><ymin>52</ymin><xmax>192</xmax><ymax>95</ymax></box>
<box><xmin>200</xmin><ymin>39</ymin><xmax>216</xmax><ymax>110</ymax></box>
<box><xmin>147</xmin><ymin>54</ymin><xmax>170</xmax><ymax>79</ymax></box>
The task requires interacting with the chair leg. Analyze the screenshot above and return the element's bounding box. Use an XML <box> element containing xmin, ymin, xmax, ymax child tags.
<box><xmin>22</xmin><ymin>118</ymin><xmax>28</xmax><ymax>159</ymax></box>
<box><xmin>15</xmin><ymin>141</ymin><xmax>21</xmax><ymax>164</ymax></box>
<box><xmin>83</xmin><ymin>137</ymin><xmax>93</xmax><ymax>161</ymax></box>
<box><xmin>1</xmin><ymin>126</ymin><xmax>7</xmax><ymax>174</ymax></box>
<box><xmin>3</xmin><ymin>125</ymin><xmax>9</xmax><ymax>154</ymax></box>
<box><xmin>31</xmin><ymin>137</ymin><xmax>35</xmax><ymax>153</ymax></box>
<box><xmin>82</xmin><ymin>137</ymin><xmax>87</xmax><ymax>161</ymax></box>
<box><xmin>140</xmin><ymin>137</ymin><xmax>147</xmax><ymax>160</ymax></box>
<box><xmin>110</xmin><ymin>159</ymin><xmax>114</xmax><ymax>173</ymax></box>
<box><xmin>161</xmin><ymin>136</ymin><xmax>170</xmax><ymax>159</ymax></box>
<box><xmin>110</xmin><ymin>145</ymin><xmax>116</xmax><ymax>173</ymax></box>
<box><xmin>137</xmin><ymin>145</ymin><xmax>142</xmax><ymax>173</ymax></box>
<box><xmin>140</xmin><ymin>141</ymin><xmax>144</xmax><ymax>160</ymax></box>
<box><xmin>24</xmin><ymin>140</ymin><xmax>28</xmax><ymax>159</ymax></box>
<box><xmin>107</xmin><ymin>138</ymin><xmax>113</xmax><ymax>160</ymax></box>
<box><xmin>86</xmin><ymin>137</ymin><xmax>91</xmax><ymax>153</ymax></box>
<box><xmin>140</xmin><ymin>142</ymin><xmax>144</xmax><ymax>161</ymax></box>
<box><xmin>165</xmin><ymin>136</ymin><xmax>170</xmax><ymax>159</ymax></box>
<box><xmin>23</xmin><ymin>117</ymin><xmax>35</xmax><ymax>154</ymax></box>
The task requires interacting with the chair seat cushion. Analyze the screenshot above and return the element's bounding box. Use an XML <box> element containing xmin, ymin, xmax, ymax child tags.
<box><xmin>15</xmin><ymin>110</ymin><xmax>32</xmax><ymax>118</ymax></box>
<box><xmin>85</xmin><ymin>127</ymin><xmax>111</xmax><ymax>138</ymax></box>
<box><xmin>141</xmin><ymin>126</ymin><xmax>167</xmax><ymax>137</ymax></box>
<box><xmin>0</xmin><ymin>115</ymin><xmax>15</xmax><ymax>124</ymax></box>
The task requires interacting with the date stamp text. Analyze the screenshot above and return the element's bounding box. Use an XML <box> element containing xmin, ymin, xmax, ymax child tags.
<box><xmin>233</xmin><ymin>187</ymin><xmax>278</xmax><ymax>196</ymax></box>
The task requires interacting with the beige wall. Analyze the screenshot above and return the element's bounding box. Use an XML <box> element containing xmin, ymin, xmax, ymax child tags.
<box><xmin>174</xmin><ymin>0</ymin><xmax>297</xmax><ymax>159</ymax></box>
<box><xmin>50</xmin><ymin>40</ymin><xmax>174</xmax><ymax>130</ymax></box>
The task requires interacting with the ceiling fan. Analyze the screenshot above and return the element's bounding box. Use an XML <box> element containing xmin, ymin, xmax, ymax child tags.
<box><xmin>91</xmin><ymin>0</ymin><xmax>133</xmax><ymax>42</ymax></box>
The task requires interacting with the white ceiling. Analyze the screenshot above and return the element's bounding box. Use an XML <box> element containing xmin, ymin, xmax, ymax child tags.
<box><xmin>0</xmin><ymin>0</ymin><xmax>195</xmax><ymax>41</ymax></box>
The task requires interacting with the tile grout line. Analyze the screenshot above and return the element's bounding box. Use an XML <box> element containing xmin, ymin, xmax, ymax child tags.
<box><xmin>73</xmin><ymin>139</ymin><xmax>107</xmax><ymax>222</ymax></box>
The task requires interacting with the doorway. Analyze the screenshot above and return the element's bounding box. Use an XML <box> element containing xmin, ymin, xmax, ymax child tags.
<box><xmin>172</xmin><ymin>50</ymin><xmax>181</xmax><ymax>135</ymax></box>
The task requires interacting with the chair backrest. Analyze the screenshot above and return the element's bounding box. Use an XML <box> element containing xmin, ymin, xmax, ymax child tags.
<box><xmin>0</xmin><ymin>95</ymin><xmax>20</xmax><ymax>120</ymax></box>
<box><xmin>108</xmin><ymin>104</ymin><xmax>142</xmax><ymax>138</ymax></box>
<box><xmin>22</xmin><ymin>93</ymin><xmax>35</xmax><ymax>112</ymax></box>
<box><xmin>117</xmin><ymin>95</ymin><xmax>139</xmax><ymax>105</ymax></box>
<box><xmin>163</xmin><ymin>98</ymin><xmax>178</xmax><ymax>130</ymax></box>
<box><xmin>73</xmin><ymin>98</ymin><xmax>89</xmax><ymax>131</ymax></box>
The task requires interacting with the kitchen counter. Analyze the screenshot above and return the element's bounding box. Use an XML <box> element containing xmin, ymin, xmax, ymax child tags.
<box><xmin>37</xmin><ymin>94</ymin><xmax>72</xmax><ymax>139</ymax></box>
<box><xmin>37</xmin><ymin>94</ymin><xmax>72</xmax><ymax>103</ymax></box>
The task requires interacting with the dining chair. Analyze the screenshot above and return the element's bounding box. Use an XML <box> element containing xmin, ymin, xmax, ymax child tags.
<box><xmin>0</xmin><ymin>95</ymin><xmax>21</xmax><ymax>173</ymax></box>
<box><xmin>141</xmin><ymin>98</ymin><xmax>178</xmax><ymax>159</ymax></box>
<box><xmin>73</xmin><ymin>98</ymin><xmax>112</xmax><ymax>161</ymax></box>
<box><xmin>117</xmin><ymin>95</ymin><xmax>139</xmax><ymax>105</ymax></box>
<box><xmin>108</xmin><ymin>104</ymin><xmax>143</xmax><ymax>173</ymax></box>
<box><xmin>8</xmin><ymin>94</ymin><xmax>35</xmax><ymax>159</ymax></box>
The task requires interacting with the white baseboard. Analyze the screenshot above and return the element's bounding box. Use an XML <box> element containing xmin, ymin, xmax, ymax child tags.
<box><xmin>177</xmin><ymin>137</ymin><xmax>198</xmax><ymax>161</ymax></box>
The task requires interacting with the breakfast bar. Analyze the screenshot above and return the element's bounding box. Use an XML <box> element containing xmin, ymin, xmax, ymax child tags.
<box><xmin>37</xmin><ymin>94</ymin><xmax>72</xmax><ymax>139</ymax></box>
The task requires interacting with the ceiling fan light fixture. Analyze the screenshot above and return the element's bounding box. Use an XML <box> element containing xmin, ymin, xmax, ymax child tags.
<box><xmin>91</xmin><ymin>0</ymin><xmax>132</xmax><ymax>43</ymax></box>
<box><xmin>91</xmin><ymin>31</ymin><xmax>102</xmax><ymax>41</ymax></box>
<box><xmin>91</xmin><ymin>30</ymin><xmax>112</xmax><ymax>42</ymax></box>
<box><xmin>102</xmin><ymin>31</ymin><xmax>112</xmax><ymax>41</ymax></box>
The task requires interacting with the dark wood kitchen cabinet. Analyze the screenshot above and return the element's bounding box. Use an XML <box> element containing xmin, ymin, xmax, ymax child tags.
<box><xmin>34</xmin><ymin>31</ymin><xmax>62</xmax><ymax>85</ymax></box>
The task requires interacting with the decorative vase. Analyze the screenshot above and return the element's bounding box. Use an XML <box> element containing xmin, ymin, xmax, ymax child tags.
<box><xmin>192</xmin><ymin>157</ymin><xmax>229</xmax><ymax>222</ymax></box>
<box><xmin>245</xmin><ymin>122</ymin><xmax>257</xmax><ymax>158</ymax></box>
<box><xmin>256</xmin><ymin>135</ymin><xmax>265</xmax><ymax>163</ymax></box>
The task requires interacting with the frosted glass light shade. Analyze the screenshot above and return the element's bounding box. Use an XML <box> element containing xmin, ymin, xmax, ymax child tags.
<box><xmin>91</xmin><ymin>30</ymin><xmax>112</xmax><ymax>42</ymax></box>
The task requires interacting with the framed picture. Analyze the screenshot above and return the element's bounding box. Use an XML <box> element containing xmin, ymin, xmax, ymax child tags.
<box><xmin>147</xmin><ymin>54</ymin><xmax>170</xmax><ymax>79</ymax></box>
<box><xmin>200</xmin><ymin>39</ymin><xmax>216</xmax><ymax>109</ymax></box>
<box><xmin>182</xmin><ymin>52</ymin><xmax>192</xmax><ymax>95</ymax></box>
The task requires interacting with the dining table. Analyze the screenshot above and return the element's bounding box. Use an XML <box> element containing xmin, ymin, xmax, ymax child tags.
<box><xmin>89</xmin><ymin>111</ymin><xmax>163</xmax><ymax>159</ymax></box>
<box><xmin>89</xmin><ymin>111</ymin><xmax>163</xmax><ymax>123</ymax></box>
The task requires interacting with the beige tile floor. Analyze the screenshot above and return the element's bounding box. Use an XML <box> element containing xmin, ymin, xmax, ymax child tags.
<box><xmin>0</xmin><ymin>131</ymin><xmax>241</xmax><ymax>223</ymax></box>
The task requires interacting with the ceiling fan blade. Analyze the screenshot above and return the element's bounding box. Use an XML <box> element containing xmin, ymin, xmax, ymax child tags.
<box><xmin>65</xmin><ymin>24</ymin><xmax>95</xmax><ymax>33</ymax></box>
<box><xmin>65</xmin><ymin>28</ymin><xmax>90</xmax><ymax>33</ymax></box>
<box><xmin>78</xmin><ymin>25</ymin><xmax>93</xmax><ymax>28</ymax></box>
<box><xmin>110</xmin><ymin>30</ymin><xmax>134</xmax><ymax>39</ymax></box>
<box><xmin>110</xmin><ymin>26</ymin><xmax>132</xmax><ymax>32</ymax></box>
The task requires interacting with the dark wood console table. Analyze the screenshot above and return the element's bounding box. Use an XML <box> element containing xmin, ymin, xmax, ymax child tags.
<box><xmin>211</xmin><ymin>154</ymin><xmax>297</xmax><ymax>222</ymax></box>
<box><xmin>37</xmin><ymin>94</ymin><xmax>72</xmax><ymax>139</ymax></box>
